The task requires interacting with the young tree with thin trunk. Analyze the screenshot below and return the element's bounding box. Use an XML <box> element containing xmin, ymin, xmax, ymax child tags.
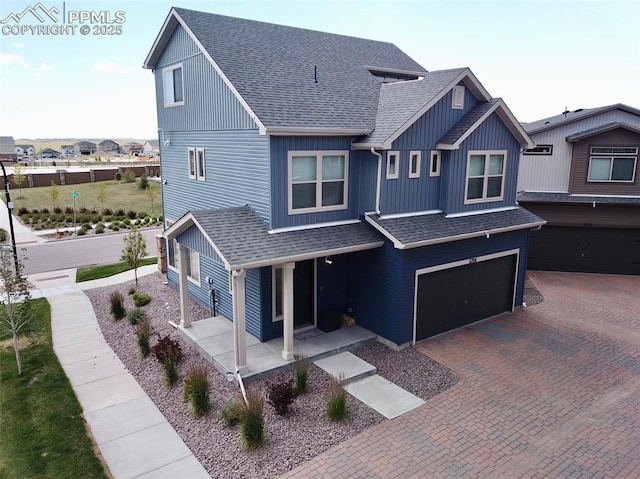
<box><xmin>50</xmin><ymin>181</ymin><xmax>59</xmax><ymax>210</ymax></box>
<box><xmin>121</xmin><ymin>226</ymin><xmax>147</xmax><ymax>287</ymax></box>
<box><xmin>146</xmin><ymin>185</ymin><xmax>157</xmax><ymax>213</ymax></box>
<box><xmin>0</xmin><ymin>250</ymin><xmax>32</xmax><ymax>376</ymax></box>
<box><xmin>12</xmin><ymin>166</ymin><xmax>25</xmax><ymax>199</ymax></box>
<box><xmin>97</xmin><ymin>183</ymin><xmax>107</xmax><ymax>211</ymax></box>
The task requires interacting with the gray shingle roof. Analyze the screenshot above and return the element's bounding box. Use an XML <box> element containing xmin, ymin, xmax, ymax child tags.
<box><xmin>523</xmin><ymin>103</ymin><xmax>640</xmax><ymax>134</ymax></box>
<box><xmin>189</xmin><ymin>207</ymin><xmax>384</xmax><ymax>269</ymax></box>
<box><xmin>366</xmin><ymin>208</ymin><xmax>545</xmax><ymax>248</ymax></box>
<box><xmin>437</xmin><ymin>99</ymin><xmax>497</xmax><ymax>146</ymax></box>
<box><xmin>565</xmin><ymin>122</ymin><xmax>640</xmax><ymax>142</ymax></box>
<box><xmin>167</xmin><ymin>8</ymin><xmax>427</xmax><ymax>131</ymax></box>
<box><xmin>517</xmin><ymin>191</ymin><xmax>640</xmax><ymax>205</ymax></box>
<box><xmin>355</xmin><ymin>68</ymin><xmax>466</xmax><ymax>145</ymax></box>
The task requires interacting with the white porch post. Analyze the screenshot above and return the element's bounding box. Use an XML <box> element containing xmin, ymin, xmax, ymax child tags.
<box><xmin>282</xmin><ymin>262</ymin><xmax>295</xmax><ymax>361</ymax></box>
<box><xmin>232</xmin><ymin>269</ymin><xmax>248</xmax><ymax>374</ymax></box>
<box><xmin>178</xmin><ymin>243</ymin><xmax>191</xmax><ymax>328</ymax></box>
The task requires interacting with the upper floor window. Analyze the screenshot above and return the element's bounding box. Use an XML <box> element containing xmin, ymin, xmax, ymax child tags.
<box><xmin>452</xmin><ymin>85</ymin><xmax>465</xmax><ymax>109</ymax></box>
<box><xmin>386</xmin><ymin>151</ymin><xmax>399</xmax><ymax>179</ymax></box>
<box><xmin>188</xmin><ymin>147</ymin><xmax>205</xmax><ymax>181</ymax></box>
<box><xmin>588</xmin><ymin>146</ymin><xmax>637</xmax><ymax>182</ymax></box>
<box><xmin>288</xmin><ymin>151</ymin><xmax>348</xmax><ymax>214</ymax></box>
<box><xmin>409</xmin><ymin>151</ymin><xmax>421</xmax><ymax>179</ymax></box>
<box><xmin>163</xmin><ymin>64</ymin><xmax>184</xmax><ymax>107</ymax></box>
<box><xmin>523</xmin><ymin>145</ymin><xmax>553</xmax><ymax>155</ymax></box>
<box><xmin>465</xmin><ymin>151</ymin><xmax>506</xmax><ymax>203</ymax></box>
<box><xmin>430</xmin><ymin>150</ymin><xmax>441</xmax><ymax>177</ymax></box>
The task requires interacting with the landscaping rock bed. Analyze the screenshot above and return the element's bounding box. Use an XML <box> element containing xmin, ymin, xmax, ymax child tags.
<box><xmin>86</xmin><ymin>273</ymin><xmax>459</xmax><ymax>478</ymax></box>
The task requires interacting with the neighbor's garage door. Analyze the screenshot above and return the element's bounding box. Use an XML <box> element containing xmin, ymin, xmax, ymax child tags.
<box><xmin>528</xmin><ymin>226</ymin><xmax>640</xmax><ymax>275</ymax></box>
<box><xmin>415</xmin><ymin>254</ymin><xmax>517</xmax><ymax>341</ymax></box>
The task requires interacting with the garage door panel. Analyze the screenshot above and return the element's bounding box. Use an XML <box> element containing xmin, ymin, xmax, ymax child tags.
<box><xmin>416</xmin><ymin>254</ymin><xmax>516</xmax><ymax>341</ymax></box>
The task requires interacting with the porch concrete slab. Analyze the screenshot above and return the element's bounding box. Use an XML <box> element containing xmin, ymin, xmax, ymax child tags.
<box><xmin>344</xmin><ymin>375</ymin><xmax>425</xmax><ymax>419</ymax></box>
<box><xmin>73</xmin><ymin>372</ymin><xmax>146</xmax><ymax>413</ymax></box>
<box><xmin>215</xmin><ymin>343</ymin><xmax>289</xmax><ymax>379</ymax></box>
<box><xmin>99</xmin><ymin>422</ymin><xmax>197</xmax><ymax>479</ymax></box>
<box><xmin>181</xmin><ymin>316</ymin><xmax>232</xmax><ymax>341</ymax></box>
<box><xmin>266</xmin><ymin>325</ymin><xmax>376</xmax><ymax>359</ymax></box>
<box><xmin>314</xmin><ymin>351</ymin><xmax>376</xmax><ymax>383</ymax></box>
<box><xmin>135</xmin><ymin>455</ymin><xmax>211</xmax><ymax>479</ymax></box>
<box><xmin>62</xmin><ymin>353</ymin><xmax>126</xmax><ymax>387</ymax></box>
<box><xmin>84</xmin><ymin>396</ymin><xmax>167</xmax><ymax>445</ymax></box>
<box><xmin>53</xmin><ymin>339</ymin><xmax>112</xmax><ymax>366</ymax></box>
<box><xmin>52</xmin><ymin>323</ymin><xmax>103</xmax><ymax>349</ymax></box>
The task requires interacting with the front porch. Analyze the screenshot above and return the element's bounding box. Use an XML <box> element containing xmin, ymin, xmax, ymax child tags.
<box><xmin>177</xmin><ymin>316</ymin><xmax>376</xmax><ymax>381</ymax></box>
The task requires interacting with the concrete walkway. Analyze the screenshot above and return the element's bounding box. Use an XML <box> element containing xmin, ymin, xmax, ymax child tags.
<box><xmin>28</xmin><ymin>265</ymin><xmax>211</xmax><ymax>479</ymax></box>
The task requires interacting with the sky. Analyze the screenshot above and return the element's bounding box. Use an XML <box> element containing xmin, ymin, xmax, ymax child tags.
<box><xmin>1</xmin><ymin>0</ymin><xmax>639</xmax><ymax>140</ymax></box>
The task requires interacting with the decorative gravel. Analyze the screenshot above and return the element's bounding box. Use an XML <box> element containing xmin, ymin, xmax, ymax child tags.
<box><xmin>85</xmin><ymin>272</ymin><xmax>459</xmax><ymax>479</ymax></box>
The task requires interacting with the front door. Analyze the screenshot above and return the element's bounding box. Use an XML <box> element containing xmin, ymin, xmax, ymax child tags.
<box><xmin>294</xmin><ymin>259</ymin><xmax>314</xmax><ymax>327</ymax></box>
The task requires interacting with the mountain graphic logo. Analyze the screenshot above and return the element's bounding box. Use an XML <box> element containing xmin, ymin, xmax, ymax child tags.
<box><xmin>0</xmin><ymin>2</ymin><xmax>60</xmax><ymax>24</ymax></box>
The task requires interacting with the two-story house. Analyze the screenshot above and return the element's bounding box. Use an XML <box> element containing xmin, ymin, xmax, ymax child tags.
<box><xmin>144</xmin><ymin>8</ymin><xmax>544</xmax><ymax>374</ymax></box>
<box><xmin>98</xmin><ymin>139</ymin><xmax>121</xmax><ymax>155</ymax></box>
<box><xmin>518</xmin><ymin>104</ymin><xmax>640</xmax><ymax>275</ymax></box>
<box><xmin>74</xmin><ymin>140</ymin><xmax>97</xmax><ymax>155</ymax></box>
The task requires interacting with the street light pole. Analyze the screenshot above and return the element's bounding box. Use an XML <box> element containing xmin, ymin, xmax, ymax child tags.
<box><xmin>0</xmin><ymin>161</ymin><xmax>19</xmax><ymax>273</ymax></box>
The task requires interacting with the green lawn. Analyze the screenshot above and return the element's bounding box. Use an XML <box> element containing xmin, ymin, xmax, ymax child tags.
<box><xmin>76</xmin><ymin>257</ymin><xmax>158</xmax><ymax>282</ymax></box>
<box><xmin>8</xmin><ymin>179</ymin><xmax>162</xmax><ymax>215</ymax></box>
<box><xmin>0</xmin><ymin>299</ymin><xmax>109</xmax><ymax>479</ymax></box>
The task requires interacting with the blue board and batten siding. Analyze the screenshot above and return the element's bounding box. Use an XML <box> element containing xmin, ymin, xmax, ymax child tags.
<box><xmin>346</xmin><ymin>230</ymin><xmax>530</xmax><ymax>346</ymax></box>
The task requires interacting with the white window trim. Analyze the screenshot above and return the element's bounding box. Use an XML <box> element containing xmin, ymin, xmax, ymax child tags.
<box><xmin>162</xmin><ymin>63</ymin><xmax>184</xmax><ymax>107</ymax></box>
<box><xmin>188</xmin><ymin>147</ymin><xmax>196</xmax><ymax>180</ymax></box>
<box><xmin>287</xmin><ymin>150</ymin><xmax>349</xmax><ymax>215</ymax></box>
<box><xmin>587</xmin><ymin>156</ymin><xmax>637</xmax><ymax>183</ymax></box>
<box><xmin>196</xmin><ymin>147</ymin><xmax>206</xmax><ymax>181</ymax></box>
<box><xmin>464</xmin><ymin>150</ymin><xmax>507</xmax><ymax>204</ymax></box>
<box><xmin>272</xmin><ymin>266</ymin><xmax>283</xmax><ymax>322</ymax></box>
<box><xmin>409</xmin><ymin>151</ymin><xmax>421</xmax><ymax>179</ymax></box>
<box><xmin>452</xmin><ymin>85</ymin><xmax>465</xmax><ymax>109</ymax></box>
<box><xmin>386</xmin><ymin>151</ymin><xmax>399</xmax><ymax>179</ymax></box>
<box><xmin>429</xmin><ymin>150</ymin><xmax>441</xmax><ymax>177</ymax></box>
<box><xmin>167</xmin><ymin>239</ymin><xmax>201</xmax><ymax>286</ymax></box>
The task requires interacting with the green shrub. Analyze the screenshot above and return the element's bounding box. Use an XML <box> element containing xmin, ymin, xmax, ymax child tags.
<box><xmin>138</xmin><ymin>174</ymin><xmax>149</xmax><ymax>190</ymax></box>
<box><xmin>137</xmin><ymin>211</ymin><xmax>148</xmax><ymax>219</ymax></box>
<box><xmin>109</xmin><ymin>291</ymin><xmax>126</xmax><ymax>320</ymax></box>
<box><xmin>77</xmin><ymin>228</ymin><xmax>87</xmax><ymax>236</ymax></box>
<box><xmin>293</xmin><ymin>352</ymin><xmax>310</xmax><ymax>395</ymax></box>
<box><xmin>111</xmin><ymin>225</ymin><xmax>120</xmax><ymax>232</ymax></box>
<box><xmin>18</xmin><ymin>207</ymin><xmax>29</xmax><ymax>215</ymax></box>
<box><xmin>123</xmin><ymin>169</ymin><xmax>136</xmax><ymax>183</ymax></box>
<box><xmin>114</xmin><ymin>172</ymin><xmax>122</xmax><ymax>181</ymax></box>
<box><xmin>218</xmin><ymin>400</ymin><xmax>242</xmax><ymax>427</ymax></box>
<box><xmin>127</xmin><ymin>308</ymin><xmax>147</xmax><ymax>325</ymax></box>
<box><xmin>0</xmin><ymin>228</ymin><xmax>8</xmax><ymax>242</ymax></box>
<box><xmin>152</xmin><ymin>335</ymin><xmax>182</xmax><ymax>386</ymax></box>
<box><xmin>128</xmin><ymin>287</ymin><xmax>136</xmax><ymax>295</ymax></box>
<box><xmin>267</xmin><ymin>380</ymin><xmax>295</xmax><ymax>415</ymax></box>
<box><xmin>326</xmin><ymin>376</ymin><xmax>349</xmax><ymax>423</ymax></box>
<box><xmin>136</xmin><ymin>316</ymin><xmax>152</xmax><ymax>358</ymax></box>
<box><xmin>183</xmin><ymin>365</ymin><xmax>210</xmax><ymax>417</ymax></box>
<box><xmin>133</xmin><ymin>292</ymin><xmax>151</xmax><ymax>307</ymax></box>
<box><xmin>239</xmin><ymin>390</ymin><xmax>265</xmax><ymax>450</ymax></box>
<box><xmin>95</xmin><ymin>225</ymin><xmax>105</xmax><ymax>234</ymax></box>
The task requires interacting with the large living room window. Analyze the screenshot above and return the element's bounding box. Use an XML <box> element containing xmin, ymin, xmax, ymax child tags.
<box><xmin>588</xmin><ymin>147</ymin><xmax>637</xmax><ymax>182</ymax></box>
<box><xmin>288</xmin><ymin>151</ymin><xmax>348</xmax><ymax>214</ymax></box>
<box><xmin>465</xmin><ymin>151</ymin><xmax>506</xmax><ymax>203</ymax></box>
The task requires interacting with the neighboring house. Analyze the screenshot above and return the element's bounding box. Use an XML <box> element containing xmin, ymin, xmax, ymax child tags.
<box><xmin>97</xmin><ymin>139</ymin><xmax>121</xmax><ymax>155</ymax></box>
<box><xmin>123</xmin><ymin>141</ymin><xmax>144</xmax><ymax>155</ymax></box>
<box><xmin>144</xmin><ymin>8</ymin><xmax>544</xmax><ymax>373</ymax></box>
<box><xmin>0</xmin><ymin>136</ymin><xmax>17</xmax><ymax>161</ymax></box>
<box><xmin>74</xmin><ymin>141</ymin><xmax>97</xmax><ymax>155</ymax></box>
<box><xmin>144</xmin><ymin>139</ymin><xmax>159</xmax><ymax>156</ymax></box>
<box><xmin>61</xmin><ymin>145</ymin><xmax>75</xmax><ymax>157</ymax></box>
<box><xmin>41</xmin><ymin>147</ymin><xmax>60</xmax><ymax>158</ymax></box>
<box><xmin>15</xmin><ymin>144</ymin><xmax>35</xmax><ymax>157</ymax></box>
<box><xmin>518</xmin><ymin>104</ymin><xmax>640</xmax><ymax>275</ymax></box>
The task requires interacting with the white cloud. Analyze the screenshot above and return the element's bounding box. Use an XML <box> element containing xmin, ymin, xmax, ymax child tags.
<box><xmin>0</xmin><ymin>54</ymin><xmax>28</xmax><ymax>67</ymax></box>
<box><xmin>10</xmin><ymin>42</ymin><xmax>24</xmax><ymax>49</ymax></box>
<box><xmin>93</xmin><ymin>62</ymin><xmax>143</xmax><ymax>74</ymax></box>
<box><xmin>35</xmin><ymin>63</ymin><xmax>55</xmax><ymax>77</ymax></box>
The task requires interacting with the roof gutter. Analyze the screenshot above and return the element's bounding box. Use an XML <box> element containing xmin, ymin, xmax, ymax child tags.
<box><xmin>371</xmin><ymin>147</ymin><xmax>383</xmax><ymax>215</ymax></box>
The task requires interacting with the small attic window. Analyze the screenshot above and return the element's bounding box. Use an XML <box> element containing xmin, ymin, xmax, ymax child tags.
<box><xmin>452</xmin><ymin>85</ymin><xmax>465</xmax><ymax>109</ymax></box>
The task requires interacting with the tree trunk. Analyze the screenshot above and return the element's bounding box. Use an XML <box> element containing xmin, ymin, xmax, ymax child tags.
<box><xmin>134</xmin><ymin>267</ymin><xmax>139</xmax><ymax>287</ymax></box>
<box><xmin>13</xmin><ymin>332</ymin><xmax>22</xmax><ymax>376</ymax></box>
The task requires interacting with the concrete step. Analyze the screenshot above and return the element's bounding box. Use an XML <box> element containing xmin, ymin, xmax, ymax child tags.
<box><xmin>314</xmin><ymin>351</ymin><xmax>376</xmax><ymax>384</ymax></box>
<box><xmin>344</xmin><ymin>375</ymin><xmax>426</xmax><ymax>419</ymax></box>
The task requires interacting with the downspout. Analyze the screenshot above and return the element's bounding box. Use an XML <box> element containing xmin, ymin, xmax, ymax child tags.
<box><xmin>371</xmin><ymin>147</ymin><xmax>382</xmax><ymax>215</ymax></box>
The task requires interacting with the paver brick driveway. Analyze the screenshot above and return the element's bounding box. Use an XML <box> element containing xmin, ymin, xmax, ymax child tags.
<box><xmin>283</xmin><ymin>272</ymin><xmax>640</xmax><ymax>478</ymax></box>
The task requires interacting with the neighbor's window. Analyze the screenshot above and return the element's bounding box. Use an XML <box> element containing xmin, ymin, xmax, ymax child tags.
<box><xmin>289</xmin><ymin>151</ymin><xmax>348</xmax><ymax>213</ymax></box>
<box><xmin>188</xmin><ymin>148</ymin><xmax>196</xmax><ymax>179</ymax></box>
<box><xmin>430</xmin><ymin>150</ymin><xmax>441</xmax><ymax>177</ymax></box>
<box><xmin>188</xmin><ymin>147</ymin><xmax>205</xmax><ymax>181</ymax></box>
<box><xmin>163</xmin><ymin>64</ymin><xmax>184</xmax><ymax>107</ymax></box>
<box><xmin>452</xmin><ymin>85</ymin><xmax>465</xmax><ymax>109</ymax></box>
<box><xmin>409</xmin><ymin>151</ymin><xmax>421</xmax><ymax>178</ymax></box>
<box><xmin>168</xmin><ymin>240</ymin><xmax>200</xmax><ymax>284</ymax></box>
<box><xmin>465</xmin><ymin>151</ymin><xmax>506</xmax><ymax>203</ymax></box>
<box><xmin>523</xmin><ymin>145</ymin><xmax>553</xmax><ymax>155</ymax></box>
<box><xmin>386</xmin><ymin>151</ymin><xmax>399</xmax><ymax>179</ymax></box>
<box><xmin>588</xmin><ymin>146</ymin><xmax>637</xmax><ymax>182</ymax></box>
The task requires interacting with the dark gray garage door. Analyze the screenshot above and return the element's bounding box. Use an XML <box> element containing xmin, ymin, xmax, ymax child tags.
<box><xmin>528</xmin><ymin>227</ymin><xmax>640</xmax><ymax>275</ymax></box>
<box><xmin>415</xmin><ymin>254</ymin><xmax>517</xmax><ymax>341</ymax></box>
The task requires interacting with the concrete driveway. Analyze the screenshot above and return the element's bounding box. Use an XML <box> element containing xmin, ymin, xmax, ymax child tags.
<box><xmin>283</xmin><ymin>272</ymin><xmax>640</xmax><ymax>478</ymax></box>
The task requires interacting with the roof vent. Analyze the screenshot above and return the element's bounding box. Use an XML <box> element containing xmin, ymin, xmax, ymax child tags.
<box><xmin>314</xmin><ymin>65</ymin><xmax>318</xmax><ymax>84</ymax></box>
<box><xmin>574</xmin><ymin>108</ymin><xmax>583</xmax><ymax>113</ymax></box>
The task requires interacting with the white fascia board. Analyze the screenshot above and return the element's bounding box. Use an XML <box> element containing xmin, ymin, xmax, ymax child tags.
<box><xmin>142</xmin><ymin>9</ymin><xmax>177</xmax><ymax>69</ymax></box>
<box><xmin>444</xmin><ymin>206</ymin><xmax>517</xmax><ymax>218</ymax></box>
<box><xmin>268</xmin><ymin>219</ymin><xmax>361</xmax><ymax>234</ymax></box>
<box><xmin>364</xmin><ymin>215</ymin><xmax>403</xmax><ymax>249</ymax></box>
<box><xmin>362</xmin><ymin>64</ymin><xmax>429</xmax><ymax>77</ymax></box>
<box><xmin>352</xmin><ymin>142</ymin><xmax>385</xmax><ymax>149</ymax></box>
<box><xmin>265</xmin><ymin>127</ymin><xmax>370</xmax><ymax>136</ymax></box>
<box><xmin>379</xmin><ymin>209</ymin><xmax>441</xmax><ymax>220</ymax></box>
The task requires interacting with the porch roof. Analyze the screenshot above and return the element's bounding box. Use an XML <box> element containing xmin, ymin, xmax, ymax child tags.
<box><xmin>365</xmin><ymin>207</ymin><xmax>546</xmax><ymax>250</ymax></box>
<box><xmin>164</xmin><ymin>206</ymin><xmax>384</xmax><ymax>270</ymax></box>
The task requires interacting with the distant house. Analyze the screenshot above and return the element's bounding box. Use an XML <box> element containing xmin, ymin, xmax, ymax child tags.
<box><xmin>123</xmin><ymin>141</ymin><xmax>144</xmax><ymax>155</ymax></box>
<box><xmin>143</xmin><ymin>139</ymin><xmax>159</xmax><ymax>156</ymax></box>
<box><xmin>41</xmin><ymin>147</ymin><xmax>60</xmax><ymax>158</ymax></box>
<box><xmin>518</xmin><ymin>103</ymin><xmax>640</xmax><ymax>275</ymax></box>
<box><xmin>97</xmin><ymin>139</ymin><xmax>121</xmax><ymax>155</ymax></box>
<box><xmin>0</xmin><ymin>136</ymin><xmax>17</xmax><ymax>161</ymax></box>
<box><xmin>74</xmin><ymin>141</ymin><xmax>97</xmax><ymax>155</ymax></box>
<box><xmin>144</xmin><ymin>8</ymin><xmax>544</xmax><ymax>374</ymax></box>
<box><xmin>15</xmin><ymin>144</ymin><xmax>34</xmax><ymax>157</ymax></box>
<box><xmin>61</xmin><ymin>145</ymin><xmax>75</xmax><ymax>157</ymax></box>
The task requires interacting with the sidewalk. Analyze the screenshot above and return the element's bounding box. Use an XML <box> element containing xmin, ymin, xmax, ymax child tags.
<box><xmin>28</xmin><ymin>265</ymin><xmax>211</xmax><ymax>479</ymax></box>
<box><xmin>0</xmin><ymin>203</ymin><xmax>45</xmax><ymax>245</ymax></box>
